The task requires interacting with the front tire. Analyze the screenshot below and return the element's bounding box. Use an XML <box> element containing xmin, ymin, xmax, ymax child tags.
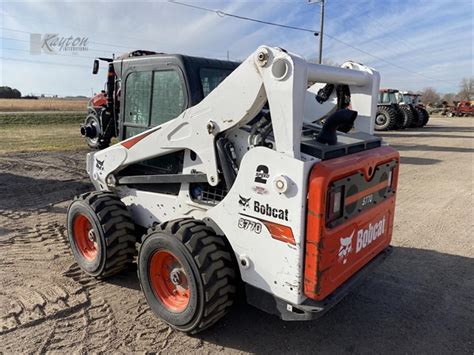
<box><xmin>138</xmin><ymin>219</ymin><xmax>236</xmax><ymax>334</ymax></box>
<box><xmin>67</xmin><ymin>192</ymin><xmax>136</xmax><ymax>278</ymax></box>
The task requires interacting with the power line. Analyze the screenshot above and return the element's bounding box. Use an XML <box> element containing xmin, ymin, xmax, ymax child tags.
<box><xmin>0</xmin><ymin>56</ymin><xmax>91</xmax><ymax>69</ymax></box>
<box><xmin>168</xmin><ymin>1</ymin><xmax>459</xmax><ymax>84</ymax></box>
<box><xmin>2</xmin><ymin>46</ymin><xmax>99</xmax><ymax>60</ymax></box>
<box><xmin>0</xmin><ymin>26</ymin><xmax>230</xmax><ymax>59</ymax></box>
<box><xmin>169</xmin><ymin>1</ymin><xmax>319</xmax><ymax>35</ymax></box>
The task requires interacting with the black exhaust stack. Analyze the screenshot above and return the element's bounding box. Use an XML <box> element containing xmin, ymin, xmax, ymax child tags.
<box><xmin>316</xmin><ymin>109</ymin><xmax>358</xmax><ymax>146</ymax></box>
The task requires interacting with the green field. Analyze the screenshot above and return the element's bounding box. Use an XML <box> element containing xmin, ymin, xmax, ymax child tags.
<box><xmin>0</xmin><ymin>111</ymin><xmax>84</xmax><ymax>125</ymax></box>
<box><xmin>0</xmin><ymin>123</ymin><xmax>86</xmax><ymax>153</ymax></box>
<box><xmin>0</xmin><ymin>111</ymin><xmax>89</xmax><ymax>153</ymax></box>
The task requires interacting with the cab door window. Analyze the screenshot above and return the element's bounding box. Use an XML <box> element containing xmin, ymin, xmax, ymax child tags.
<box><xmin>150</xmin><ymin>70</ymin><xmax>186</xmax><ymax>127</ymax></box>
<box><xmin>124</xmin><ymin>71</ymin><xmax>152</xmax><ymax>129</ymax></box>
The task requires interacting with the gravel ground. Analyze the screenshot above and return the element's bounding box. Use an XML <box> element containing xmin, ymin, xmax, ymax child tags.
<box><xmin>0</xmin><ymin>116</ymin><xmax>472</xmax><ymax>354</ymax></box>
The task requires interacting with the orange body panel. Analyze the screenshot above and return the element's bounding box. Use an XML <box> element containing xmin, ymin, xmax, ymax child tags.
<box><xmin>304</xmin><ymin>146</ymin><xmax>400</xmax><ymax>301</ymax></box>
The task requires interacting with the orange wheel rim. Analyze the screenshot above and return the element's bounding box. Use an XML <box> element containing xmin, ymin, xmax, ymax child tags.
<box><xmin>149</xmin><ymin>250</ymin><xmax>190</xmax><ymax>312</ymax></box>
<box><xmin>73</xmin><ymin>214</ymin><xmax>98</xmax><ymax>261</ymax></box>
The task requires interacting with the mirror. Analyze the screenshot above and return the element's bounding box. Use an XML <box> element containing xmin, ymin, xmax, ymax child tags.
<box><xmin>92</xmin><ymin>59</ymin><xmax>99</xmax><ymax>75</ymax></box>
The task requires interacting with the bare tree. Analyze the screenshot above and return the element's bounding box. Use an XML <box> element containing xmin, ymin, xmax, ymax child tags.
<box><xmin>458</xmin><ymin>77</ymin><xmax>473</xmax><ymax>101</ymax></box>
<box><xmin>441</xmin><ymin>92</ymin><xmax>456</xmax><ymax>105</ymax></box>
<box><xmin>420</xmin><ymin>87</ymin><xmax>440</xmax><ymax>105</ymax></box>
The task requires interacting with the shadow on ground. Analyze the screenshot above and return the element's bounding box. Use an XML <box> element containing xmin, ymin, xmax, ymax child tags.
<box><xmin>103</xmin><ymin>247</ymin><xmax>473</xmax><ymax>354</ymax></box>
<box><xmin>0</xmin><ymin>173</ymin><xmax>91</xmax><ymax>210</ymax></box>
<box><xmin>399</xmin><ymin>156</ymin><xmax>442</xmax><ymax>165</ymax></box>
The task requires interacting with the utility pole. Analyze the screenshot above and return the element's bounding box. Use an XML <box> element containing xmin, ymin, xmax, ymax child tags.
<box><xmin>308</xmin><ymin>0</ymin><xmax>325</xmax><ymax>64</ymax></box>
<box><xmin>318</xmin><ymin>0</ymin><xmax>325</xmax><ymax>64</ymax></box>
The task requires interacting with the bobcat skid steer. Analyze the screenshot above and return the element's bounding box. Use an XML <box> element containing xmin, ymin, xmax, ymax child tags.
<box><xmin>67</xmin><ymin>46</ymin><xmax>400</xmax><ymax>333</ymax></box>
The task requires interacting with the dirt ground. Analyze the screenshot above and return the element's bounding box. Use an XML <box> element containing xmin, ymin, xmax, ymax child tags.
<box><xmin>0</xmin><ymin>116</ymin><xmax>472</xmax><ymax>354</ymax></box>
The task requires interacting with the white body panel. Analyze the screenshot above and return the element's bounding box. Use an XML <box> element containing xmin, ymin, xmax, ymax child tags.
<box><xmin>86</xmin><ymin>45</ymin><xmax>380</xmax><ymax>305</ymax></box>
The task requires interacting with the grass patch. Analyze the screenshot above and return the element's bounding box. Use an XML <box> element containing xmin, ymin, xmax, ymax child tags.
<box><xmin>0</xmin><ymin>112</ymin><xmax>84</xmax><ymax>125</ymax></box>
<box><xmin>0</xmin><ymin>123</ymin><xmax>87</xmax><ymax>153</ymax></box>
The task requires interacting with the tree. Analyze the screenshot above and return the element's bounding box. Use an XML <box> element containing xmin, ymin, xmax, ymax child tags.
<box><xmin>420</xmin><ymin>87</ymin><xmax>440</xmax><ymax>106</ymax></box>
<box><xmin>12</xmin><ymin>89</ymin><xmax>21</xmax><ymax>98</ymax></box>
<box><xmin>441</xmin><ymin>93</ymin><xmax>456</xmax><ymax>105</ymax></box>
<box><xmin>458</xmin><ymin>77</ymin><xmax>473</xmax><ymax>101</ymax></box>
<box><xmin>0</xmin><ymin>86</ymin><xmax>21</xmax><ymax>98</ymax></box>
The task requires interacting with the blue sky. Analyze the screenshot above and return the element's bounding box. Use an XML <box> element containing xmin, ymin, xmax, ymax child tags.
<box><xmin>0</xmin><ymin>0</ymin><xmax>472</xmax><ymax>96</ymax></box>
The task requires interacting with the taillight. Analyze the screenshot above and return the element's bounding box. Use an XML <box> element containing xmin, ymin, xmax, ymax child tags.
<box><xmin>387</xmin><ymin>169</ymin><xmax>394</xmax><ymax>190</ymax></box>
<box><xmin>327</xmin><ymin>186</ymin><xmax>344</xmax><ymax>223</ymax></box>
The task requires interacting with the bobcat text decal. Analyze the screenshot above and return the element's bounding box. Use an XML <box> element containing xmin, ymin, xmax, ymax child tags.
<box><xmin>338</xmin><ymin>216</ymin><xmax>386</xmax><ymax>264</ymax></box>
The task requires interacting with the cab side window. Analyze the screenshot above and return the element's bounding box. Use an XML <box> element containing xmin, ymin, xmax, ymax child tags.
<box><xmin>124</xmin><ymin>71</ymin><xmax>152</xmax><ymax>127</ymax></box>
<box><xmin>150</xmin><ymin>71</ymin><xmax>186</xmax><ymax>127</ymax></box>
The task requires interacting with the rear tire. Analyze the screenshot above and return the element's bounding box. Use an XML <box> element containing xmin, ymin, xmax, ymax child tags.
<box><xmin>399</xmin><ymin>105</ymin><xmax>415</xmax><ymax>128</ymax></box>
<box><xmin>138</xmin><ymin>219</ymin><xmax>236</xmax><ymax>334</ymax></box>
<box><xmin>67</xmin><ymin>191</ymin><xmax>136</xmax><ymax>278</ymax></box>
<box><xmin>374</xmin><ymin>105</ymin><xmax>399</xmax><ymax>131</ymax></box>
<box><xmin>418</xmin><ymin>107</ymin><xmax>429</xmax><ymax>126</ymax></box>
<box><xmin>413</xmin><ymin>107</ymin><xmax>427</xmax><ymax>127</ymax></box>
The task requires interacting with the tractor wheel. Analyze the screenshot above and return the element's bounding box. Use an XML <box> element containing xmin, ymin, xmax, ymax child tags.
<box><xmin>67</xmin><ymin>192</ymin><xmax>136</xmax><ymax>278</ymax></box>
<box><xmin>420</xmin><ymin>108</ymin><xmax>430</xmax><ymax>126</ymax></box>
<box><xmin>413</xmin><ymin>107</ymin><xmax>427</xmax><ymax>128</ymax></box>
<box><xmin>447</xmin><ymin>112</ymin><xmax>454</xmax><ymax>118</ymax></box>
<box><xmin>399</xmin><ymin>105</ymin><xmax>415</xmax><ymax>128</ymax></box>
<box><xmin>374</xmin><ymin>106</ymin><xmax>398</xmax><ymax>131</ymax></box>
<box><xmin>138</xmin><ymin>219</ymin><xmax>236</xmax><ymax>334</ymax></box>
<box><xmin>84</xmin><ymin>112</ymin><xmax>111</xmax><ymax>150</ymax></box>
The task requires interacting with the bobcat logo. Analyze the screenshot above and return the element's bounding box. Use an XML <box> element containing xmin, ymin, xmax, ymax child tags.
<box><xmin>338</xmin><ymin>231</ymin><xmax>354</xmax><ymax>264</ymax></box>
<box><xmin>95</xmin><ymin>158</ymin><xmax>104</xmax><ymax>171</ymax></box>
<box><xmin>239</xmin><ymin>195</ymin><xmax>251</xmax><ymax>209</ymax></box>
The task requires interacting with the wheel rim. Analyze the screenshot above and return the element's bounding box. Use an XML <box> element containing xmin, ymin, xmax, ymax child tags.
<box><xmin>85</xmin><ymin>115</ymin><xmax>101</xmax><ymax>144</ymax></box>
<box><xmin>73</xmin><ymin>214</ymin><xmax>98</xmax><ymax>261</ymax></box>
<box><xmin>149</xmin><ymin>250</ymin><xmax>190</xmax><ymax>312</ymax></box>
<box><xmin>376</xmin><ymin>114</ymin><xmax>387</xmax><ymax>125</ymax></box>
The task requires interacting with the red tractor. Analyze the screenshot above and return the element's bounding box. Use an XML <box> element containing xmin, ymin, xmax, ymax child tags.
<box><xmin>447</xmin><ymin>101</ymin><xmax>474</xmax><ymax>117</ymax></box>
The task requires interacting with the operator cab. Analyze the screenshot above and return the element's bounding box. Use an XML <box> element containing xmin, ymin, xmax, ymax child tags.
<box><xmin>113</xmin><ymin>53</ymin><xmax>239</xmax><ymax>140</ymax></box>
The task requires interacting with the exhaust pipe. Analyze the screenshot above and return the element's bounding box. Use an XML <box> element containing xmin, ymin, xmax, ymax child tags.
<box><xmin>316</xmin><ymin>109</ymin><xmax>358</xmax><ymax>145</ymax></box>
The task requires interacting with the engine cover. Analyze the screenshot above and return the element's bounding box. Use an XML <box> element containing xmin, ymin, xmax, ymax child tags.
<box><xmin>304</xmin><ymin>146</ymin><xmax>400</xmax><ymax>301</ymax></box>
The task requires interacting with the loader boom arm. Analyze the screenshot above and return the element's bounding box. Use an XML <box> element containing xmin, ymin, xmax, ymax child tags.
<box><xmin>88</xmin><ymin>46</ymin><xmax>379</xmax><ymax>188</ymax></box>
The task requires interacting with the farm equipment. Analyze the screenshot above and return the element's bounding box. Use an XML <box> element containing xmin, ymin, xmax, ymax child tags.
<box><xmin>67</xmin><ymin>46</ymin><xmax>400</xmax><ymax>333</ymax></box>
<box><xmin>375</xmin><ymin>89</ymin><xmax>404</xmax><ymax>130</ymax></box>
<box><xmin>398</xmin><ymin>91</ymin><xmax>429</xmax><ymax>127</ymax></box>
<box><xmin>447</xmin><ymin>100</ymin><xmax>474</xmax><ymax>117</ymax></box>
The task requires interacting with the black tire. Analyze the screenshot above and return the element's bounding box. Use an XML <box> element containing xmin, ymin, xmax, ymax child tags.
<box><xmin>413</xmin><ymin>107</ymin><xmax>426</xmax><ymax>128</ymax></box>
<box><xmin>138</xmin><ymin>219</ymin><xmax>236</xmax><ymax>334</ymax></box>
<box><xmin>84</xmin><ymin>112</ymin><xmax>111</xmax><ymax>150</ymax></box>
<box><xmin>399</xmin><ymin>105</ymin><xmax>415</xmax><ymax>128</ymax></box>
<box><xmin>67</xmin><ymin>191</ymin><xmax>136</xmax><ymax>278</ymax></box>
<box><xmin>420</xmin><ymin>107</ymin><xmax>430</xmax><ymax>126</ymax></box>
<box><xmin>374</xmin><ymin>105</ymin><xmax>399</xmax><ymax>131</ymax></box>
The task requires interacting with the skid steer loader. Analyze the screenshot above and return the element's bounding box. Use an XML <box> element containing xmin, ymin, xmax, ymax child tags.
<box><xmin>67</xmin><ymin>46</ymin><xmax>400</xmax><ymax>333</ymax></box>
